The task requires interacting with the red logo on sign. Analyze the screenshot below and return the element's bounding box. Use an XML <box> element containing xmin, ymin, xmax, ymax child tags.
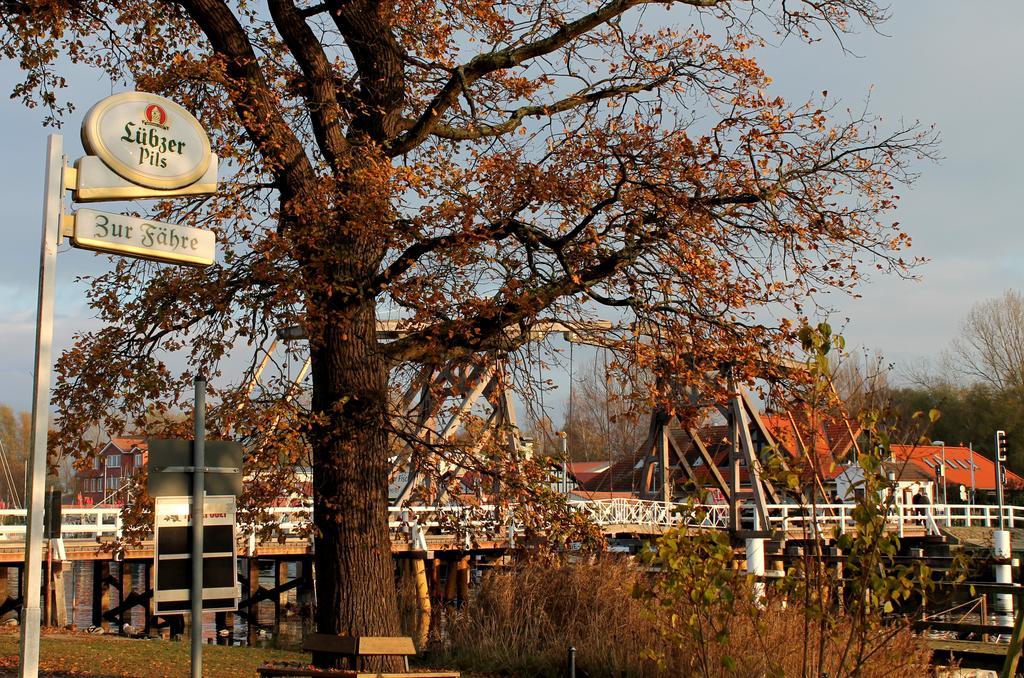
<box><xmin>145</xmin><ymin>104</ymin><xmax>167</xmax><ymax>126</ymax></box>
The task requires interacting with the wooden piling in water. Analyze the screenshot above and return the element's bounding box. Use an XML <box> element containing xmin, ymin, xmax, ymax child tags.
<box><xmin>119</xmin><ymin>562</ymin><xmax>133</xmax><ymax>631</ymax></box>
<box><xmin>92</xmin><ymin>561</ymin><xmax>110</xmax><ymax>630</ymax></box>
<box><xmin>455</xmin><ymin>556</ymin><xmax>470</xmax><ymax>607</ymax></box>
<box><xmin>296</xmin><ymin>557</ymin><xmax>313</xmax><ymax>618</ymax></box>
<box><xmin>413</xmin><ymin>557</ymin><xmax>431</xmax><ymax>649</ymax></box>
<box><xmin>275</xmin><ymin>560</ymin><xmax>288</xmax><ymax>621</ymax></box>
<box><xmin>144</xmin><ymin>562</ymin><xmax>154</xmax><ymax>635</ymax></box>
<box><xmin>16</xmin><ymin>565</ymin><xmax>23</xmax><ymax>620</ymax></box>
<box><xmin>443</xmin><ymin>558</ymin><xmax>458</xmax><ymax>604</ymax></box>
<box><xmin>429</xmin><ymin>557</ymin><xmax>441</xmax><ymax>603</ymax></box>
<box><xmin>215</xmin><ymin>610</ymin><xmax>235</xmax><ymax>644</ymax></box>
<box><xmin>43</xmin><ymin>544</ymin><xmax>51</xmax><ymax>626</ymax></box>
<box><xmin>248</xmin><ymin>556</ymin><xmax>259</xmax><ymax>644</ymax></box>
<box><xmin>51</xmin><ymin>561</ymin><xmax>67</xmax><ymax>627</ymax></box>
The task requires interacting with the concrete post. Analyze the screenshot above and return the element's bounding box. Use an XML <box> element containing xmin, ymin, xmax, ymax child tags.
<box><xmin>995</xmin><ymin>530</ymin><xmax>1014</xmax><ymax>621</ymax></box>
<box><xmin>746</xmin><ymin>538</ymin><xmax>766</xmax><ymax>601</ymax></box>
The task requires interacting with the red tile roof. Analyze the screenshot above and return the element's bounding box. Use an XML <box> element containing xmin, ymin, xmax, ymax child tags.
<box><xmin>109</xmin><ymin>437</ymin><xmax>147</xmax><ymax>452</ymax></box>
<box><xmin>890</xmin><ymin>445</ymin><xmax>1024</xmax><ymax>492</ymax></box>
<box><xmin>568</xmin><ymin>461</ymin><xmax>611</xmax><ymax>485</ymax></box>
<box><xmin>759</xmin><ymin>411</ymin><xmax>860</xmax><ymax>480</ymax></box>
<box><xmin>569</xmin><ymin>490</ymin><xmax>637</xmax><ymax>501</ymax></box>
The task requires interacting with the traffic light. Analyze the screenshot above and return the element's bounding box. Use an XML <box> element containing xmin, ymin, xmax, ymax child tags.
<box><xmin>996</xmin><ymin>430</ymin><xmax>1009</xmax><ymax>462</ymax></box>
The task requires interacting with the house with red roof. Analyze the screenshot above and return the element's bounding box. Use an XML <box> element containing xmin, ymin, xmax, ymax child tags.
<box><xmin>835</xmin><ymin>459</ymin><xmax>936</xmax><ymax>505</ymax></box>
<box><xmin>75</xmin><ymin>437</ymin><xmax>148</xmax><ymax>506</ymax></box>
<box><xmin>890</xmin><ymin>444</ymin><xmax>1023</xmax><ymax>502</ymax></box>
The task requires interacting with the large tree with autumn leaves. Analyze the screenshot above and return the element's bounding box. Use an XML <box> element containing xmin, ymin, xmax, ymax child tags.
<box><xmin>3</xmin><ymin>0</ymin><xmax>931</xmax><ymax>652</ymax></box>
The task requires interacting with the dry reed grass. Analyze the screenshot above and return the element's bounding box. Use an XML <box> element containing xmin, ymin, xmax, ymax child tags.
<box><xmin>435</xmin><ymin>559</ymin><xmax>933</xmax><ymax>677</ymax></box>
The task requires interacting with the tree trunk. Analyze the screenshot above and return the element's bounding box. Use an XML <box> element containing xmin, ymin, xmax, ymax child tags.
<box><xmin>310</xmin><ymin>295</ymin><xmax>401</xmax><ymax>669</ymax></box>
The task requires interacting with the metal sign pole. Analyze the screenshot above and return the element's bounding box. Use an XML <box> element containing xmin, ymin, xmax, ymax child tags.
<box><xmin>19</xmin><ymin>134</ymin><xmax>64</xmax><ymax>678</ymax></box>
<box><xmin>191</xmin><ymin>376</ymin><xmax>206</xmax><ymax>678</ymax></box>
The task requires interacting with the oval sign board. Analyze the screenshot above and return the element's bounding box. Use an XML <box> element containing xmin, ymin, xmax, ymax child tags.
<box><xmin>81</xmin><ymin>92</ymin><xmax>212</xmax><ymax>191</ymax></box>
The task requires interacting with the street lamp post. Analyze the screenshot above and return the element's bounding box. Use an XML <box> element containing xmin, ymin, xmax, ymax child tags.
<box><xmin>559</xmin><ymin>431</ymin><xmax>569</xmax><ymax>495</ymax></box>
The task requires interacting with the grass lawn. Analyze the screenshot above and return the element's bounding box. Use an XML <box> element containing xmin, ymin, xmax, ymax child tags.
<box><xmin>0</xmin><ymin>630</ymin><xmax>308</xmax><ymax>677</ymax></box>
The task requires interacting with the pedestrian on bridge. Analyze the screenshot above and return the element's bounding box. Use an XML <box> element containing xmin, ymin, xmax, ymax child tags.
<box><xmin>913</xmin><ymin>488</ymin><xmax>930</xmax><ymax>523</ymax></box>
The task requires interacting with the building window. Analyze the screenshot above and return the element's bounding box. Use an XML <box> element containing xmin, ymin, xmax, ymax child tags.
<box><xmin>134</xmin><ymin>453</ymin><xmax>143</xmax><ymax>468</ymax></box>
<box><xmin>107</xmin><ymin>455</ymin><xmax>121</xmax><ymax>468</ymax></box>
<box><xmin>105</xmin><ymin>476</ymin><xmax>119</xmax><ymax>491</ymax></box>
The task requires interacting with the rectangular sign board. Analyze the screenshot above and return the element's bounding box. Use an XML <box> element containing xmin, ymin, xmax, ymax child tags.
<box><xmin>388</xmin><ymin>471</ymin><xmax>410</xmax><ymax>502</ymax></box>
<box><xmin>148</xmin><ymin>438</ymin><xmax>243</xmax><ymax>498</ymax></box>
<box><xmin>71</xmin><ymin>207</ymin><xmax>215</xmax><ymax>267</ymax></box>
<box><xmin>73</xmin><ymin>155</ymin><xmax>219</xmax><ymax>203</ymax></box>
<box><xmin>154</xmin><ymin>495</ymin><xmax>239</xmax><ymax>615</ymax></box>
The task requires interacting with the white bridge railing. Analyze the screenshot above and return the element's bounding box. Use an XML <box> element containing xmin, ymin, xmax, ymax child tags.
<box><xmin>0</xmin><ymin>507</ymin><xmax>123</xmax><ymax>541</ymax></box>
<box><xmin>572</xmin><ymin>500</ymin><xmax>1024</xmax><ymax>538</ymax></box>
<box><xmin>0</xmin><ymin>501</ymin><xmax>1015</xmax><ymax>547</ymax></box>
<box><xmin>753</xmin><ymin>503</ymin><xmax>1024</xmax><ymax>538</ymax></box>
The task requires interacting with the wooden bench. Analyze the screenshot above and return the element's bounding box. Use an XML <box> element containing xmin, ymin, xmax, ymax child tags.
<box><xmin>257</xmin><ymin>635</ymin><xmax>459</xmax><ymax>678</ymax></box>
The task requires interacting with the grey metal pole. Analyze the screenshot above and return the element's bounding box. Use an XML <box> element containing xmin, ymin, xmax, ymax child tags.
<box><xmin>19</xmin><ymin>134</ymin><xmax>64</xmax><ymax>678</ymax></box>
<box><xmin>191</xmin><ymin>376</ymin><xmax>206</xmax><ymax>678</ymax></box>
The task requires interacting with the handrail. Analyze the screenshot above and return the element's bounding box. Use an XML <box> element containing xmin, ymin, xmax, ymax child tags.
<box><xmin>0</xmin><ymin>501</ymin><xmax>1013</xmax><ymax>547</ymax></box>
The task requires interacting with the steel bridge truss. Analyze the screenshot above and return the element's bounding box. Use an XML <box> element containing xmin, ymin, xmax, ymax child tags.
<box><xmin>243</xmin><ymin>319</ymin><xmax>824</xmax><ymax>534</ymax></box>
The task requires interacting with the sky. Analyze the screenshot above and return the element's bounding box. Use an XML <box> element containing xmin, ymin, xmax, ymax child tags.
<box><xmin>0</xmin><ymin>2</ymin><xmax>1022</xmax><ymax>413</ymax></box>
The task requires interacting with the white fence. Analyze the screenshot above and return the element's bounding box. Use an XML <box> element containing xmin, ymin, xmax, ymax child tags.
<box><xmin>0</xmin><ymin>507</ymin><xmax>122</xmax><ymax>541</ymax></box>
<box><xmin>575</xmin><ymin>500</ymin><xmax>1024</xmax><ymax>538</ymax></box>
<box><xmin>0</xmin><ymin>500</ymin><xmax>1016</xmax><ymax>546</ymax></box>
<box><xmin>758</xmin><ymin>502</ymin><xmax>1024</xmax><ymax>538</ymax></box>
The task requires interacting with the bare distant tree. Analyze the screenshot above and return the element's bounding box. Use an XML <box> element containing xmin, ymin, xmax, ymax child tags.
<box><xmin>0</xmin><ymin>405</ymin><xmax>29</xmax><ymax>507</ymax></box>
<box><xmin>563</xmin><ymin>356</ymin><xmax>647</xmax><ymax>464</ymax></box>
<box><xmin>829</xmin><ymin>349</ymin><xmax>894</xmax><ymax>419</ymax></box>
<box><xmin>947</xmin><ymin>290</ymin><xmax>1024</xmax><ymax>390</ymax></box>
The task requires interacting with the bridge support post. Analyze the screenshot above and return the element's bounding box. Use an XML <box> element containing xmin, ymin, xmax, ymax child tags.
<box><xmin>456</xmin><ymin>556</ymin><xmax>470</xmax><ymax>607</ymax></box>
<box><xmin>296</xmin><ymin>558</ymin><xmax>313</xmax><ymax>623</ymax></box>
<box><xmin>995</xmin><ymin>530</ymin><xmax>1014</xmax><ymax>623</ymax></box>
<box><xmin>119</xmin><ymin>562</ymin><xmax>133</xmax><ymax>632</ymax></box>
<box><xmin>51</xmin><ymin>562</ymin><xmax>66</xmax><ymax>627</ymax></box>
<box><xmin>247</xmin><ymin>557</ymin><xmax>259</xmax><ymax>645</ymax></box>
<box><xmin>410</xmin><ymin>558</ymin><xmax>431</xmax><ymax>650</ymax></box>
<box><xmin>273</xmin><ymin>560</ymin><xmax>286</xmax><ymax>625</ymax></box>
<box><xmin>428</xmin><ymin>557</ymin><xmax>440</xmax><ymax>602</ymax></box>
<box><xmin>215</xmin><ymin>611</ymin><xmax>234</xmax><ymax>644</ymax></box>
<box><xmin>91</xmin><ymin>561</ymin><xmax>110</xmax><ymax>631</ymax></box>
<box><xmin>144</xmin><ymin>562</ymin><xmax>155</xmax><ymax>636</ymax></box>
<box><xmin>746</xmin><ymin>538</ymin><xmax>765</xmax><ymax>601</ymax></box>
<box><xmin>443</xmin><ymin>558</ymin><xmax>458</xmax><ymax>604</ymax></box>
